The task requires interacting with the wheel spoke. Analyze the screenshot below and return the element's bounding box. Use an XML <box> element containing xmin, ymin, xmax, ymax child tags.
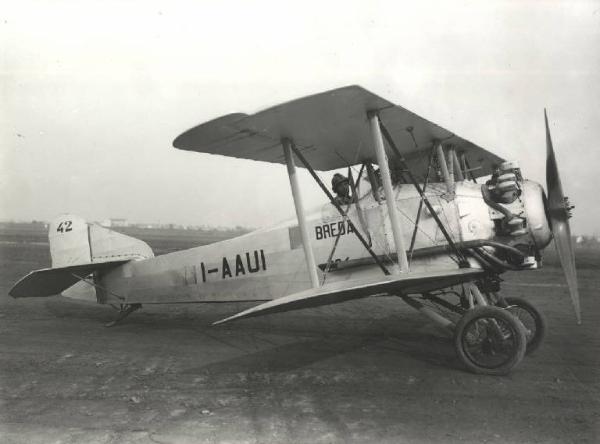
<box><xmin>454</xmin><ymin>305</ymin><xmax>527</xmax><ymax>375</ymax></box>
<box><xmin>497</xmin><ymin>296</ymin><xmax>547</xmax><ymax>355</ymax></box>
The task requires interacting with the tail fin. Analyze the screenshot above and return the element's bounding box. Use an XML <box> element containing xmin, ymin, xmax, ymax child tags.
<box><xmin>49</xmin><ymin>215</ymin><xmax>153</xmax><ymax>267</ymax></box>
<box><xmin>10</xmin><ymin>215</ymin><xmax>154</xmax><ymax>299</ymax></box>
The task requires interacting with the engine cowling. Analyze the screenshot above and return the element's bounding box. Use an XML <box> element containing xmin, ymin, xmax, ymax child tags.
<box><xmin>521</xmin><ymin>180</ymin><xmax>552</xmax><ymax>250</ymax></box>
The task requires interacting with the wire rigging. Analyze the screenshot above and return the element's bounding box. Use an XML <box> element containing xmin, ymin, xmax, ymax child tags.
<box><xmin>378</xmin><ymin>118</ymin><xmax>469</xmax><ymax>267</ymax></box>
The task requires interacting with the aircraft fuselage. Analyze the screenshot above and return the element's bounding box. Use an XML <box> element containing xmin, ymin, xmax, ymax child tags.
<box><xmin>95</xmin><ymin>179</ymin><xmax>546</xmax><ymax>305</ymax></box>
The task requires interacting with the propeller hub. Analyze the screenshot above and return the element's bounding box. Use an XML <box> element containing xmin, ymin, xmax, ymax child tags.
<box><xmin>563</xmin><ymin>196</ymin><xmax>575</xmax><ymax>219</ymax></box>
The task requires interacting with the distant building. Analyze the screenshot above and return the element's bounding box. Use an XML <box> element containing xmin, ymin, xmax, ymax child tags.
<box><xmin>101</xmin><ymin>218</ymin><xmax>128</xmax><ymax>228</ymax></box>
<box><xmin>574</xmin><ymin>235</ymin><xmax>600</xmax><ymax>247</ymax></box>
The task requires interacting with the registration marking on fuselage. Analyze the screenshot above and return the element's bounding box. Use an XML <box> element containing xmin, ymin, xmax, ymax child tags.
<box><xmin>199</xmin><ymin>249</ymin><xmax>266</xmax><ymax>283</ymax></box>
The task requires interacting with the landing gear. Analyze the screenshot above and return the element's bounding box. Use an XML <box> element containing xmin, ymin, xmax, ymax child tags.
<box><xmin>402</xmin><ymin>285</ymin><xmax>545</xmax><ymax>374</ymax></box>
<box><xmin>453</xmin><ymin>306</ymin><xmax>527</xmax><ymax>375</ymax></box>
<box><xmin>105</xmin><ymin>303</ymin><xmax>142</xmax><ymax>327</ymax></box>
<box><xmin>496</xmin><ymin>296</ymin><xmax>546</xmax><ymax>354</ymax></box>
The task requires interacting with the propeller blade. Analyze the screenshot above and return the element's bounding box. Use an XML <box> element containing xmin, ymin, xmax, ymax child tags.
<box><xmin>545</xmin><ymin>109</ymin><xmax>581</xmax><ymax>324</ymax></box>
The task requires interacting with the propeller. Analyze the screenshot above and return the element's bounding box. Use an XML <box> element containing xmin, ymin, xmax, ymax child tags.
<box><xmin>545</xmin><ymin>109</ymin><xmax>581</xmax><ymax>324</ymax></box>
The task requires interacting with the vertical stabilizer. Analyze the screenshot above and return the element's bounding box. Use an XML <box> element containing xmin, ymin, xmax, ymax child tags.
<box><xmin>48</xmin><ymin>214</ymin><xmax>154</xmax><ymax>268</ymax></box>
<box><xmin>49</xmin><ymin>215</ymin><xmax>92</xmax><ymax>267</ymax></box>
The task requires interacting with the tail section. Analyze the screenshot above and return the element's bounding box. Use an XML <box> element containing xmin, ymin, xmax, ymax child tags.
<box><xmin>10</xmin><ymin>214</ymin><xmax>154</xmax><ymax>300</ymax></box>
<box><xmin>9</xmin><ymin>261</ymin><xmax>129</xmax><ymax>299</ymax></box>
<box><xmin>49</xmin><ymin>215</ymin><xmax>92</xmax><ymax>267</ymax></box>
<box><xmin>49</xmin><ymin>215</ymin><xmax>153</xmax><ymax>267</ymax></box>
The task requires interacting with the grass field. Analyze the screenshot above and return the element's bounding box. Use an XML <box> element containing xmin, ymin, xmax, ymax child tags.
<box><xmin>0</xmin><ymin>224</ymin><xmax>598</xmax><ymax>443</ymax></box>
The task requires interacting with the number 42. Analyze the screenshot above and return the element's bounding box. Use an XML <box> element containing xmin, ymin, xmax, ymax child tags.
<box><xmin>56</xmin><ymin>221</ymin><xmax>73</xmax><ymax>233</ymax></box>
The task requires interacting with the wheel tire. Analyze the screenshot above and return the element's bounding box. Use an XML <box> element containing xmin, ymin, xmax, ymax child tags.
<box><xmin>454</xmin><ymin>306</ymin><xmax>527</xmax><ymax>376</ymax></box>
<box><xmin>501</xmin><ymin>296</ymin><xmax>546</xmax><ymax>355</ymax></box>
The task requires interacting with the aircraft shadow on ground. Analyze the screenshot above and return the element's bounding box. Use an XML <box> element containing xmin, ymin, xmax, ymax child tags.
<box><xmin>186</xmin><ymin>335</ymin><xmax>385</xmax><ymax>374</ymax></box>
<box><xmin>43</xmin><ymin>297</ymin><xmax>461</xmax><ymax>372</ymax></box>
<box><xmin>188</xmin><ymin>317</ymin><xmax>460</xmax><ymax>374</ymax></box>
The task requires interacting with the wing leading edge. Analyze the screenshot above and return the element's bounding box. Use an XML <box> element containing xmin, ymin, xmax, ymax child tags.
<box><xmin>214</xmin><ymin>268</ymin><xmax>483</xmax><ymax>325</ymax></box>
<box><xmin>174</xmin><ymin>85</ymin><xmax>504</xmax><ymax>176</ymax></box>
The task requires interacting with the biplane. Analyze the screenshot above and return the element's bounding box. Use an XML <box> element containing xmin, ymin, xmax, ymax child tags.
<box><xmin>10</xmin><ymin>86</ymin><xmax>580</xmax><ymax>375</ymax></box>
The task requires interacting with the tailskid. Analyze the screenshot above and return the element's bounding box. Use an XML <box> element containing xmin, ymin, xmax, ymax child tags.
<box><xmin>105</xmin><ymin>304</ymin><xmax>142</xmax><ymax>327</ymax></box>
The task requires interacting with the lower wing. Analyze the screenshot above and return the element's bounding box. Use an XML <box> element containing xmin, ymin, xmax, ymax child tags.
<box><xmin>214</xmin><ymin>268</ymin><xmax>482</xmax><ymax>325</ymax></box>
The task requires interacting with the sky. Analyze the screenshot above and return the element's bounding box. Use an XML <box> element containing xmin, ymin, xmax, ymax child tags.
<box><xmin>1</xmin><ymin>0</ymin><xmax>599</xmax><ymax>234</ymax></box>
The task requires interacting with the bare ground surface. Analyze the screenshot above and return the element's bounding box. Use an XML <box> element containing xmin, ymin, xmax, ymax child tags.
<box><xmin>0</xmin><ymin>230</ymin><xmax>598</xmax><ymax>443</ymax></box>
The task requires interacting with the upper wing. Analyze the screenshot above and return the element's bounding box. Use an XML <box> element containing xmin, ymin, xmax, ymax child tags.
<box><xmin>174</xmin><ymin>85</ymin><xmax>504</xmax><ymax>177</ymax></box>
<box><xmin>214</xmin><ymin>268</ymin><xmax>482</xmax><ymax>325</ymax></box>
<box><xmin>9</xmin><ymin>261</ymin><xmax>127</xmax><ymax>298</ymax></box>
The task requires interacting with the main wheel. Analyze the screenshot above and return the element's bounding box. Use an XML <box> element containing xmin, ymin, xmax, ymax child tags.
<box><xmin>454</xmin><ymin>306</ymin><xmax>527</xmax><ymax>375</ymax></box>
<box><xmin>499</xmin><ymin>296</ymin><xmax>546</xmax><ymax>355</ymax></box>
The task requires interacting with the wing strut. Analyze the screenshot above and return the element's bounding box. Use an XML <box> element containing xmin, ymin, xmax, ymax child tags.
<box><xmin>282</xmin><ymin>138</ymin><xmax>320</xmax><ymax>288</ymax></box>
<box><xmin>369</xmin><ymin>112</ymin><xmax>409</xmax><ymax>273</ymax></box>
<box><xmin>450</xmin><ymin>148</ymin><xmax>464</xmax><ymax>181</ymax></box>
<box><xmin>436</xmin><ymin>142</ymin><xmax>455</xmax><ymax>194</ymax></box>
<box><xmin>378</xmin><ymin>119</ymin><xmax>471</xmax><ymax>268</ymax></box>
<box><xmin>289</xmin><ymin>143</ymin><xmax>391</xmax><ymax>276</ymax></box>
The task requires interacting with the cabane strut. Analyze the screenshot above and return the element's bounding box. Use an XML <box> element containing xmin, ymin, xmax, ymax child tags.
<box><xmin>378</xmin><ymin>119</ymin><xmax>471</xmax><ymax>268</ymax></box>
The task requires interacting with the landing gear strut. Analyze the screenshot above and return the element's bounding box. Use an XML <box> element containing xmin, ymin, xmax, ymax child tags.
<box><xmin>495</xmin><ymin>295</ymin><xmax>546</xmax><ymax>354</ymax></box>
<box><xmin>401</xmin><ymin>280</ymin><xmax>547</xmax><ymax>375</ymax></box>
<box><xmin>105</xmin><ymin>303</ymin><xmax>142</xmax><ymax>327</ymax></box>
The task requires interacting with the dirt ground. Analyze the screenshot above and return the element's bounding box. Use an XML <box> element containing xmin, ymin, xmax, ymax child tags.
<box><xmin>0</xmin><ymin>227</ymin><xmax>598</xmax><ymax>443</ymax></box>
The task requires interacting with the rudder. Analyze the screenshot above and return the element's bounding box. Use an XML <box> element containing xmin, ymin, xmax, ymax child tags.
<box><xmin>49</xmin><ymin>214</ymin><xmax>154</xmax><ymax>267</ymax></box>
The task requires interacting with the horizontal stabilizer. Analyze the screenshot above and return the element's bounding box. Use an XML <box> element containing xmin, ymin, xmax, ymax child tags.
<box><xmin>9</xmin><ymin>261</ymin><xmax>128</xmax><ymax>298</ymax></box>
<box><xmin>214</xmin><ymin>268</ymin><xmax>482</xmax><ymax>325</ymax></box>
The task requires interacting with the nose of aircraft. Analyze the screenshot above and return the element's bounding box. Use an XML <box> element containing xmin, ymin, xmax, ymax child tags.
<box><xmin>521</xmin><ymin>180</ymin><xmax>552</xmax><ymax>250</ymax></box>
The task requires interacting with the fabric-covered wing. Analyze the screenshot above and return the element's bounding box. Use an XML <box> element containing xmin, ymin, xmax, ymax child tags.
<box><xmin>214</xmin><ymin>268</ymin><xmax>483</xmax><ymax>325</ymax></box>
<box><xmin>9</xmin><ymin>261</ymin><xmax>127</xmax><ymax>298</ymax></box>
<box><xmin>172</xmin><ymin>113</ymin><xmax>282</xmax><ymax>161</ymax></box>
<box><xmin>174</xmin><ymin>85</ymin><xmax>504</xmax><ymax>177</ymax></box>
